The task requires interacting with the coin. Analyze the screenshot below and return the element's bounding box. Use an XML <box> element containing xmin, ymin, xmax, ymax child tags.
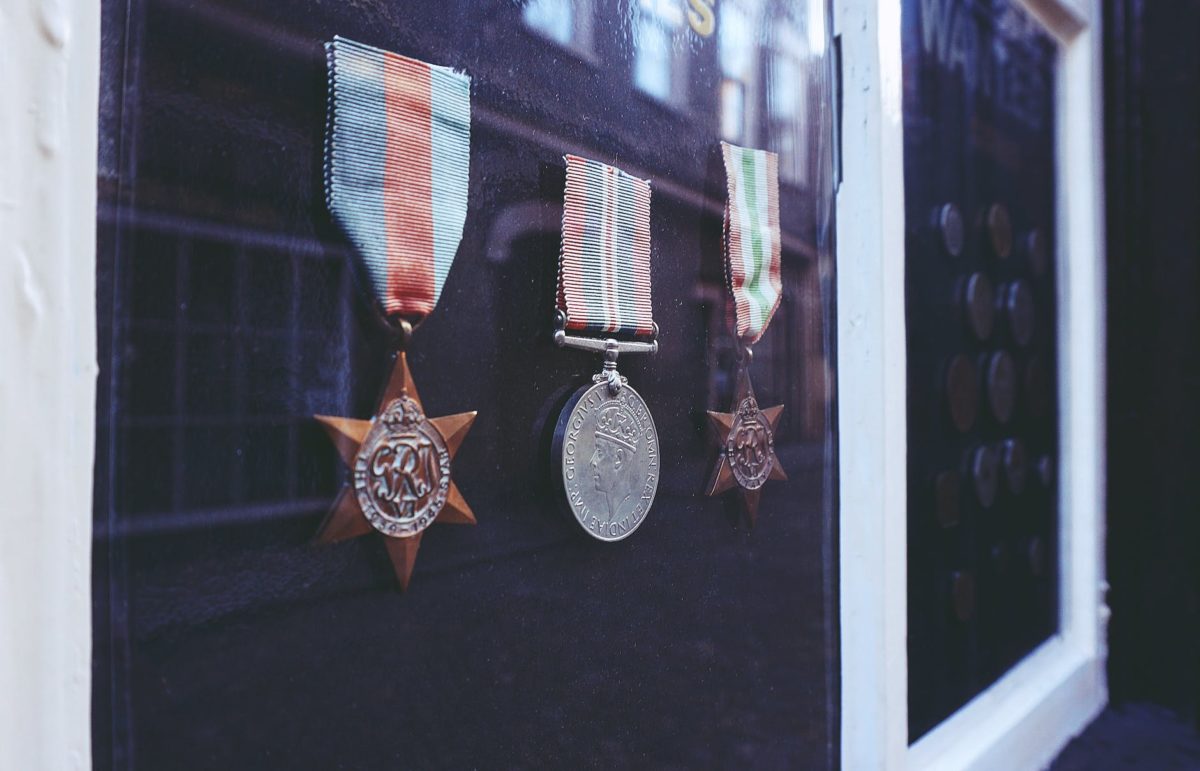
<box><xmin>1002</xmin><ymin>438</ymin><xmax>1028</xmax><ymax>495</ymax></box>
<box><xmin>962</xmin><ymin>272</ymin><xmax>995</xmax><ymax>341</ymax></box>
<box><xmin>1003</xmin><ymin>280</ymin><xmax>1035</xmax><ymax>347</ymax></box>
<box><xmin>984</xmin><ymin>350</ymin><xmax>1017</xmax><ymax>424</ymax></box>
<box><xmin>986</xmin><ymin>203</ymin><xmax>1013</xmax><ymax>259</ymax></box>
<box><xmin>354</xmin><ymin>395</ymin><xmax>451</xmax><ymax>538</ymax></box>
<box><xmin>553</xmin><ymin>379</ymin><xmax>660</xmax><ymax>542</ymax></box>
<box><xmin>971</xmin><ymin>444</ymin><xmax>999</xmax><ymax>508</ymax></box>
<box><xmin>934</xmin><ymin>202</ymin><xmax>964</xmax><ymax>258</ymax></box>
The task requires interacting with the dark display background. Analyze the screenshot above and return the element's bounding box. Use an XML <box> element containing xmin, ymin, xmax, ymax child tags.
<box><xmin>93</xmin><ymin>1</ymin><xmax>839</xmax><ymax>767</ymax></box>
<box><xmin>901</xmin><ymin>0</ymin><xmax>1060</xmax><ymax>741</ymax></box>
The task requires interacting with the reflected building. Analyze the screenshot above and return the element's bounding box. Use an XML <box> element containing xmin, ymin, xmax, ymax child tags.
<box><xmin>634</xmin><ymin>0</ymin><xmax>691</xmax><ymax>105</ymax></box>
<box><xmin>96</xmin><ymin>0</ymin><xmax>832</xmax><ymax>535</ymax></box>
<box><xmin>93</xmin><ymin>4</ymin><xmax>836</xmax><ymax>764</ymax></box>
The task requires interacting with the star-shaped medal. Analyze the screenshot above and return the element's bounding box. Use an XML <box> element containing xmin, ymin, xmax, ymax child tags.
<box><xmin>313</xmin><ymin>352</ymin><xmax>476</xmax><ymax>590</ymax></box>
<box><xmin>705</xmin><ymin>363</ymin><xmax>787</xmax><ymax>527</ymax></box>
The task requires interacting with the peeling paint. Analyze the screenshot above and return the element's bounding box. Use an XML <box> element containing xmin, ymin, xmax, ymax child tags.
<box><xmin>35</xmin><ymin>58</ymin><xmax>67</xmax><ymax>156</ymax></box>
<box><xmin>0</xmin><ymin>0</ymin><xmax>98</xmax><ymax>768</ymax></box>
<box><xmin>15</xmin><ymin>247</ymin><xmax>47</xmax><ymax>323</ymax></box>
<box><xmin>36</xmin><ymin>0</ymin><xmax>70</xmax><ymax>48</ymax></box>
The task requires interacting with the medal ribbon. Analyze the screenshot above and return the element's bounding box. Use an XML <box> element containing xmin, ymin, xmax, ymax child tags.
<box><xmin>558</xmin><ymin>155</ymin><xmax>655</xmax><ymax>338</ymax></box>
<box><xmin>324</xmin><ymin>36</ymin><xmax>471</xmax><ymax>322</ymax></box>
<box><xmin>721</xmin><ymin>142</ymin><xmax>782</xmax><ymax>344</ymax></box>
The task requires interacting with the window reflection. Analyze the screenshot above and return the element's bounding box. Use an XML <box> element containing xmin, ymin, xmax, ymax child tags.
<box><xmin>766</xmin><ymin>12</ymin><xmax>811</xmax><ymax>184</ymax></box>
<box><xmin>634</xmin><ymin>0</ymin><xmax>689</xmax><ymax>105</ymax></box>
<box><xmin>93</xmin><ymin>2</ymin><xmax>838</xmax><ymax>765</ymax></box>
<box><xmin>524</xmin><ymin>0</ymin><xmax>573</xmax><ymax>45</ymax></box>
<box><xmin>806</xmin><ymin>0</ymin><xmax>827</xmax><ymax>55</ymax></box>
<box><xmin>718</xmin><ymin>0</ymin><xmax>755</xmax><ymax>75</ymax></box>
<box><xmin>717</xmin><ymin>0</ymin><xmax>760</xmax><ymax>141</ymax></box>
<box><xmin>716</xmin><ymin>1</ymin><xmax>821</xmax><ymax>185</ymax></box>
<box><xmin>524</xmin><ymin>0</ymin><xmax>595</xmax><ymax>56</ymax></box>
<box><xmin>719</xmin><ymin>80</ymin><xmax>745</xmax><ymax>140</ymax></box>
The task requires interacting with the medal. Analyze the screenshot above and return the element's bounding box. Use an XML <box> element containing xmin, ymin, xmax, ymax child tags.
<box><xmin>550</xmin><ymin>155</ymin><xmax>661</xmax><ymax>542</ymax></box>
<box><xmin>313</xmin><ymin>37</ymin><xmax>475</xmax><ymax>589</ymax></box>
<box><xmin>705</xmin><ymin>142</ymin><xmax>787</xmax><ymax>526</ymax></box>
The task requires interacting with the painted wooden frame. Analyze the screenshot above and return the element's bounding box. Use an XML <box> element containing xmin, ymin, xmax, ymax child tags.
<box><xmin>836</xmin><ymin>0</ymin><xmax>1108</xmax><ymax>768</ymax></box>
<box><xmin>0</xmin><ymin>0</ymin><xmax>100</xmax><ymax>766</ymax></box>
<box><xmin>0</xmin><ymin>0</ymin><xmax>1106</xmax><ymax>764</ymax></box>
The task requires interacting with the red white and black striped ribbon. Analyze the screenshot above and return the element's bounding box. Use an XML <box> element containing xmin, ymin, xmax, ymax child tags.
<box><xmin>557</xmin><ymin>155</ymin><xmax>655</xmax><ymax>338</ymax></box>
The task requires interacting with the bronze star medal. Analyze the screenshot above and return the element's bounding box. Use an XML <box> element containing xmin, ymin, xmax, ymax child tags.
<box><xmin>314</xmin><ymin>350</ymin><xmax>476</xmax><ymax>590</ymax></box>
<box><xmin>707</xmin><ymin>141</ymin><xmax>788</xmax><ymax>527</ymax></box>
<box><xmin>706</xmin><ymin>358</ymin><xmax>787</xmax><ymax>527</ymax></box>
<box><xmin>317</xmin><ymin>38</ymin><xmax>477</xmax><ymax>589</ymax></box>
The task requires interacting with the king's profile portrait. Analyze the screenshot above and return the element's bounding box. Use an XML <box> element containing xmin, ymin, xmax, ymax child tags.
<box><xmin>589</xmin><ymin>403</ymin><xmax>641</xmax><ymax>523</ymax></box>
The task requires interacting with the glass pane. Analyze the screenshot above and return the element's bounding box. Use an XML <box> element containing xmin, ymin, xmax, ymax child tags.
<box><xmin>901</xmin><ymin>0</ymin><xmax>1060</xmax><ymax>740</ymax></box>
<box><xmin>94</xmin><ymin>1</ymin><xmax>839</xmax><ymax>766</ymax></box>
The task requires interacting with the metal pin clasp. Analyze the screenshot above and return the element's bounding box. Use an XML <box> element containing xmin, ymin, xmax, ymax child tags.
<box><xmin>553</xmin><ymin>311</ymin><xmax>659</xmax><ymax>357</ymax></box>
<box><xmin>553</xmin><ymin>311</ymin><xmax>658</xmax><ymax>395</ymax></box>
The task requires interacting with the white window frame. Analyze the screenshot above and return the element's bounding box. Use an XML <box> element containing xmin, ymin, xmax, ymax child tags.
<box><xmin>1</xmin><ymin>0</ymin><xmax>1106</xmax><ymax>766</ymax></box>
<box><xmin>0</xmin><ymin>0</ymin><xmax>100</xmax><ymax>767</ymax></box>
<box><xmin>835</xmin><ymin>0</ymin><xmax>1108</xmax><ymax>768</ymax></box>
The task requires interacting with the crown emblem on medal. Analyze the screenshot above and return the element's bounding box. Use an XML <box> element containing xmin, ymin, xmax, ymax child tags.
<box><xmin>312</xmin><ymin>351</ymin><xmax>477</xmax><ymax>591</ymax></box>
<box><xmin>380</xmin><ymin>394</ymin><xmax>424</xmax><ymax>427</ymax></box>
<box><xmin>736</xmin><ymin>396</ymin><xmax>760</xmax><ymax>420</ymax></box>
<box><xmin>595</xmin><ymin>405</ymin><xmax>639</xmax><ymax>451</ymax></box>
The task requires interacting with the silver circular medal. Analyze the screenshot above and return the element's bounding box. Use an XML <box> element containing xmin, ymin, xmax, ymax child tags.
<box><xmin>354</xmin><ymin>395</ymin><xmax>451</xmax><ymax>538</ymax></box>
<box><xmin>553</xmin><ymin>379</ymin><xmax>660</xmax><ymax>542</ymax></box>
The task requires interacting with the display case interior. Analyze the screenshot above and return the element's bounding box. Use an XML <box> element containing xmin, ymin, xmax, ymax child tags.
<box><xmin>901</xmin><ymin>0</ymin><xmax>1061</xmax><ymax>741</ymax></box>
<box><xmin>93</xmin><ymin>1</ymin><xmax>840</xmax><ymax>767</ymax></box>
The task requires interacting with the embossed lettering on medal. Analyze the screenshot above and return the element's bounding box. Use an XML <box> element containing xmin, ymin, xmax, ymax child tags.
<box><xmin>354</xmin><ymin>395</ymin><xmax>451</xmax><ymax>538</ymax></box>
<box><xmin>726</xmin><ymin>396</ymin><xmax>774</xmax><ymax>490</ymax></box>
<box><xmin>556</xmin><ymin>381</ymin><xmax>659</xmax><ymax>542</ymax></box>
<box><xmin>550</xmin><ymin>155</ymin><xmax>661</xmax><ymax>542</ymax></box>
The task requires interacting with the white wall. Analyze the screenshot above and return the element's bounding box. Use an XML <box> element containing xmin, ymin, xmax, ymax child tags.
<box><xmin>0</xmin><ymin>0</ymin><xmax>99</xmax><ymax>767</ymax></box>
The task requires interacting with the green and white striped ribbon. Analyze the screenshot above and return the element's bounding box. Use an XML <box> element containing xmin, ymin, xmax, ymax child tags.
<box><xmin>721</xmin><ymin>141</ymin><xmax>782</xmax><ymax>345</ymax></box>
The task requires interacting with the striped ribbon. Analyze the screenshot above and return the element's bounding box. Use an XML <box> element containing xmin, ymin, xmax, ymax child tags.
<box><xmin>721</xmin><ymin>141</ymin><xmax>782</xmax><ymax>345</ymax></box>
<box><xmin>324</xmin><ymin>36</ymin><xmax>471</xmax><ymax>322</ymax></box>
<box><xmin>558</xmin><ymin>155</ymin><xmax>655</xmax><ymax>338</ymax></box>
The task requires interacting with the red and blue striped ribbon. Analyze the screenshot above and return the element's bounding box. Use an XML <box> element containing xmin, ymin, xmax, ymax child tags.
<box><xmin>557</xmin><ymin>155</ymin><xmax>655</xmax><ymax>338</ymax></box>
<box><xmin>324</xmin><ymin>36</ymin><xmax>471</xmax><ymax>322</ymax></box>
